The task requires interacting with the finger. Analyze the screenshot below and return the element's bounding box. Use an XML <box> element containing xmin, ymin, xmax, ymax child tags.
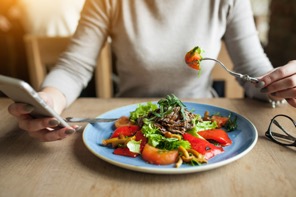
<box><xmin>271</xmin><ymin>87</ymin><xmax>296</xmax><ymax>99</ymax></box>
<box><xmin>8</xmin><ymin>103</ymin><xmax>34</xmax><ymax>117</ymax></box>
<box><xmin>262</xmin><ymin>75</ymin><xmax>296</xmax><ymax>95</ymax></box>
<box><xmin>256</xmin><ymin>68</ymin><xmax>278</xmax><ymax>88</ymax></box>
<box><xmin>261</xmin><ymin>61</ymin><xmax>296</xmax><ymax>87</ymax></box>
<box><xmin>18</xmin><ymin>117</ymin><xmax>61</xmax><ymax>132</ymax></box>
<box><xmin>285</xmin><ymin>98</ymin><xmax>296</xmax><ymax>108</ymax></box>
<box><xmin>29</xmin><ymin>126</ymin><xmax>77</xmax><ymax>142</ymax></box>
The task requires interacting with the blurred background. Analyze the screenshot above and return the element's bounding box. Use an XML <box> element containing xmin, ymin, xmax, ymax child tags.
<box><xmin>0</xmin><ymin>0</ymin><xmax>295</xmax><ymax>97</ymax></box>
<box><xmin>0</xmin><ymin>0</ymin><xmax>85</xmax><ymax>82</ymax></box>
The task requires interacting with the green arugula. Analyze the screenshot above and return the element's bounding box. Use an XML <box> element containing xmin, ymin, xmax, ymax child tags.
<box><xmin>156</xmin><ymin>94</ymin><xmax>187</xmax><ymax>121</ymax></box>
<box><xmin>225</xmin><ymin>114</ymin><xmax>238</xmax><ymax>131</ymax></box>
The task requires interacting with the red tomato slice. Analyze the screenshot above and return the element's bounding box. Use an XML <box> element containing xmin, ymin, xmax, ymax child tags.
<box><xmin>141</xmin><ymin>144</ymin><xmax>179</xmax><ymax>165</ymax></box>
<box><xmin>211</xmin><ymin>115</ymin><xmax>229</xmax><ymax>128</ymax></box>
<box><xmin>198</xmin><ymin>129</ymin><xmax>232</xmax><ymax>146</ymax></box>
<box><xmin>183</xmin><ymin>133</ymin><xmax>223</xmax><ymax>160</ymax></box>
<box><xmin>110</xmin><ymin>125</ymin><xmax>140</xmax><ymax>138</ymax></box>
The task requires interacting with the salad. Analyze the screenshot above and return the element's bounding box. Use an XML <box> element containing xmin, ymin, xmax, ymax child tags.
<box><xmin>102</xmin><ymin>95</ymin><xmax>237</xmax><ymax>168</ymax></box>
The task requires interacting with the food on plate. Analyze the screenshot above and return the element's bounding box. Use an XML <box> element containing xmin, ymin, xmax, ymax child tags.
<box><xmin>102</xmin><ymin>94</ymin><xmax>237</xmax><ymax>168</ymax></box>
<box><xmin>185</xmin><ymin>46</ymin><xmax>204</xmax><ymax>71</ymax></box>
<box><xmin>114</xmin><ymin>116</ymin><xmax>134</xmax><ymax>128</ymax></box>
<box><xmin>141</xmin><ymin>144</ymin><xmax>179</xmax><ymax>165</ymax></box>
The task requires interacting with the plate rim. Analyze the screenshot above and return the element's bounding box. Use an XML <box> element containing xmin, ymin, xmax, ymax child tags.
<box><xmin>82</xmin><ymin>101</ymin><xmax>258</xmax><ymax>174</ymax></box>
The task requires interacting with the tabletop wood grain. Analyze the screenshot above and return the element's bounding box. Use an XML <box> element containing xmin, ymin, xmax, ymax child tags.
<box><xmin>0</xmin><ymin>98</ymin><xmax>295</xmax><ymax>197</ymax></box>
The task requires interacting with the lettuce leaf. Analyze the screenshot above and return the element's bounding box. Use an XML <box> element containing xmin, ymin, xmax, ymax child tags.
<box><xmin>129</xmin><ymin>102</ymin><xmax>158</xmax><ymax>122</ymax></box>
<box><xmin>127</xmin><ymin>140</ymin><xmax>141</xmax><ymax>154</ymax></box>
<box><xmin>188</xmin><ymin>120</ymin><xmax>218</xmax><ymax>137</ymax></box>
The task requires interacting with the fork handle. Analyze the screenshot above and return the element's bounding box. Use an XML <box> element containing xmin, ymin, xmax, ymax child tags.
<box><xmin>65</xmin><ymin>117</ymin><xmax>118</xmax><ymax>123</ymax></box>
<box><xmin>241</xmin><ymin>74</ymin><xmax>259</xmax><ymax>84</ymax></box>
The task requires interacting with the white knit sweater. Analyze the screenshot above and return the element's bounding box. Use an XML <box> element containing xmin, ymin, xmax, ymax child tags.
<box><xmin>42</xmin><ymin>0</ymin><xmax>273</xmax><ymax>106</ymax></box>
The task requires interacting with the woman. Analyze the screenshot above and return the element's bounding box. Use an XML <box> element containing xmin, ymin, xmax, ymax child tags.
<box><xmin>7</xmin><ymin>0</ymin><xmax>296</xmax><ymax>141</ymax></box>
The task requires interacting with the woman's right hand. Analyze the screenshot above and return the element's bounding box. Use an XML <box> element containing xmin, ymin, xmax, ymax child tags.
<box><xmin>7</xmin><ymin>90</ymin><xmax>79</xmax><ymax>142</ymax></box>
<box><xmin>258</xmin><ymin>60</ymin><xmax>296</xmax><ymax>108</ymax></box>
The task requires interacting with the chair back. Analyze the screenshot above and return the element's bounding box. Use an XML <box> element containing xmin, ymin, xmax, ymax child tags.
<box><xmin>24</xmin><ymin>35</ymin><xmax>113</xmax><ymax>98</ymax></box>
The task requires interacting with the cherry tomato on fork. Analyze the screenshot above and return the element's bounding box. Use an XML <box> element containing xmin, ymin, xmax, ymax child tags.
<box><xmin>185</xmin><ymin>46</ymin><xmax>203</xmax><ymax>70</ymax></box>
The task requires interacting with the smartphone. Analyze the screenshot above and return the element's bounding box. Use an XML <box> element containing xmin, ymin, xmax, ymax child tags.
<box><xmin>0</xmin><ymin>75</ymin><xmax>70</xmax><ymax>127</ymax></box>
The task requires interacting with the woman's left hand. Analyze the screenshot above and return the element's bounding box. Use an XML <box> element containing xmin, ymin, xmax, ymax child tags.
<box><xmin>259</xmin><ymin>60</ymin><xmax>296</xmax><ymax>108</ymax></box>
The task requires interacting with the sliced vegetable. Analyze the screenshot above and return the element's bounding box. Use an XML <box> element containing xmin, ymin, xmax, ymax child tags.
<box><xmin>183</xmin><ymin>133</ymin><xmax>223</xmax><ymax>160</ymax></box>
<box><xmin>198</xmin><ymin>129</ymin><xmax>232</xmax><ymax>146</ymax></box>
<box><xmin>211</xmin><ymin>115</ymin><xmax>229</xmax><ymax>128</ymax></box>
<box><xmin>135</xmin><ymin>130</ymin><xmax>147</xmax><ymax>152</ymax></box>
<box><xmin>113</xmin><ymin>147</ymin><xmax>138</xmax><ymax>158</ymax></box>
<box><xmin>115</xmin><ymin>116</ymin><xmax>134</xmax><ymax>128</ymax></box>
<box><xmin>110</xmin><ymin>125</ymin><xmax>140</xmax><ymax>138</ymax></box>
<box><xmin>141</xmin><ymin>144</ymin><xmax>179</xmax><ymax>165</ymax></box>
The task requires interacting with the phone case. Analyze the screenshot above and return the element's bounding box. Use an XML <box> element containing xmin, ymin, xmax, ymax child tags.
<box><xmin>0</xmin><ymin>75</ymin><xmax>70</xmax><ymax>127</ymax></box>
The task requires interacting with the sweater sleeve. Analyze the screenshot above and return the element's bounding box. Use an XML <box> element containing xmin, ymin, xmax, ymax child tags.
<box><xmin>223</xmin><ymin>0</ymin><xmax>273</xmax><ymax>101</ymax></box>
<box><xmin>41</xmin><ymin>0</ymin><xmax>111</xmax><ymax>106</ymax></box>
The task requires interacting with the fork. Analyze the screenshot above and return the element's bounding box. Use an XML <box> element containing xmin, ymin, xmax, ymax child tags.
<box><xmin>202</xmin><ymin>57</ymin><xmax>259</xmax><ymax>84</ymax></box>
<box><xmin>65</xmin><ymin>117</ymin><xmax>118</xmax><ymax>123</ymax></box>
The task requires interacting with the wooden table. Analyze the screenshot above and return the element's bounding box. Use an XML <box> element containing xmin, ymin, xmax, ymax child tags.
<box><xmin>0</xmin><ymin>98</ymin><xmax>295</xmax><ymax>197</ymax></box>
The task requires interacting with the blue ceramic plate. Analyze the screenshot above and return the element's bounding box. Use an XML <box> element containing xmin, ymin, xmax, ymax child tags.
<box><xmin>82</xmin><ymin>102</ymin><xmax>257</xmax><ymax>174</ymax></box>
